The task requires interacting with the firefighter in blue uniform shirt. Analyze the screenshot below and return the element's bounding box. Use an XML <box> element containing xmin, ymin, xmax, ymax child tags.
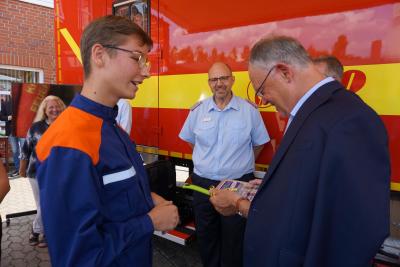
<box><xmin>179</xmin><ymin>62</ymin><xmax>270</xmax><ymax>267</ymax></box>
<box><xmin>36</xmin><ymin>16</ymin><xmax>179</xmax><ymax>266</ymax></box>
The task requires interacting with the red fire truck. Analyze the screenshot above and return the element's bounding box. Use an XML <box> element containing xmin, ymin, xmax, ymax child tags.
<box><xmin>40</xmin><ymin>0</ymin><xmax>400</xmax><ymax>249</ymax></box>
<box><xmin>54</xmin><ymin>0</ymin><xmax>400</xmax><ymax>192</ymax></box>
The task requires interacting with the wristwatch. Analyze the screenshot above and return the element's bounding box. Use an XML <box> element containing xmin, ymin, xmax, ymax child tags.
<box><xmin>235</xmin><ymin>197</ymin><xmax>246</xmax><ymax>217</ymax></box>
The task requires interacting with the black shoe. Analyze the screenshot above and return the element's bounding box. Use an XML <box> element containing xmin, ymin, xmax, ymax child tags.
<box><xmin>12</xmin><ymin>172</ymin><xmax>20</xmax><ymax>177</ymax></box>
<box><xmin>8</xmin><ymin>170</ymin><xmax>17</xmax><ymax>177</ymax></box>
<box><xmin>29</xmin><ymin>232</ymin><xmax>40</xmax><ymax>246</ymax></box>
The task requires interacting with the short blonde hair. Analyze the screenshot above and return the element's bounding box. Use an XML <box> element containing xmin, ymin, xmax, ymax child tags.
<box><xmin>33</xmin><ymin>95</ymin><xmax>66</xmax><ymax>123</ymax></box>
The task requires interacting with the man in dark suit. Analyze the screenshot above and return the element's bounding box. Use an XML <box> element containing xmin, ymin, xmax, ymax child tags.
<box><xmin>210</xmin><ymin>36</ymin><xmax>390</xmax><ymax>266</ymax></box>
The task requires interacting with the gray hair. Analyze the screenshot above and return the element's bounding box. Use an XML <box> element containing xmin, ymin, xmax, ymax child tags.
<box><xmin>249</xmin><ymin>36</ymin><xmax>311</xmax><ymax>69</ymax></box>
<box><xmin>313</xmin><ymin>55</ymin><xmax>344</xmax><ymax>80</ymax></box>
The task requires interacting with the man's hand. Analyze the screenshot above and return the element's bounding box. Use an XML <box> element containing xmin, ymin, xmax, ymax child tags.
<box><xmin>148</xmin><ymin>201</ymin><xmax>179</xmax><ymax>231</ymax></box>
<box><xmin>19</xmin><ymin>169</ymin><xmax>26</xmax><ymax>178</ymax></box>
<box><xmin>0</xmin><ymin>163</ymin><xmax>10</xmax><ymax>203</ymax></box>
<box><xmin>151</xmin><ymin>192</ymin><xmax>168</xmax><ymax>206</ymax></box>
<box><xmin>19</xmin><ymin>159</ymin><xmax>28</xmax><ymax>178</ymax></box>
<box><xmin>248</xmin><ymin>179</ymin><xmax>262</xmax><ymax>187</ymax></box>
<box><xmin>209</xmin><ymin>189</ymin><xmax>241</xmax><ymax>216</ymax></box>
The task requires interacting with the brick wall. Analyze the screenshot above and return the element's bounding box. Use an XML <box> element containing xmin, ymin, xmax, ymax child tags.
<box><xmin>0</xmin><ymin>0</ymin><xmax>55</xmax><ymax>83</ymax></box>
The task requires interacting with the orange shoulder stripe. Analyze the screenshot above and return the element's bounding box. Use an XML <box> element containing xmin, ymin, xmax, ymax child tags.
<box><xmin>36</xmin><ymin>106</ymin><xmax>102</xmax><ymax>165</ymax></box>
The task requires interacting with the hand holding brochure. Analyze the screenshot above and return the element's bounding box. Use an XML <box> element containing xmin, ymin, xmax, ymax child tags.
<box><xmin>216</xmin><ymin>179</ymin><xmax>259</xmax><ymax>201</ymax></box>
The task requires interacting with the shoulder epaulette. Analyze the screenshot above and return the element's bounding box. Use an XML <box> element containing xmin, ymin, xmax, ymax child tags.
<box><xmin>190</xmin><ymin>101</ymin><xmax>203</xmax><ymax>111</ymax></box>
<box><xmin>245</xmin><ymin>99</ymin><xmax>258</xmax><ymax>109</ymax></box>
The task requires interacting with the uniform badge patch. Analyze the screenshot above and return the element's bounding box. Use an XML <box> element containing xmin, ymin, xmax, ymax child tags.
<box><xmin>190</xmin><ymin>101</ymin><xmax>203</xmax><ymax>111</ymax></box>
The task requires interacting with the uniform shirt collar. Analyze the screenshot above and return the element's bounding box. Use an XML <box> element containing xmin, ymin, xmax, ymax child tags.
<box><xmin>70</xmin><ymin>94</ymin><xmax>119</xmax><ymax>122</ymax></box>
<box><xmin>207</xmin><ymin>94</ymin><xmax>240</xmax><ymax>112</ymax></box>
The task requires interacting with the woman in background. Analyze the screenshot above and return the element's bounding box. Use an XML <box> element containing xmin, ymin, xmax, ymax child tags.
<box><xmin>19</xmin><ymin>95</ymin><xmax>66</xmax><ymax>248</ymax></box>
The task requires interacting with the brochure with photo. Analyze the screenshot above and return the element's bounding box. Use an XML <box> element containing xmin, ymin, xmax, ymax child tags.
<box><xmin>216</xmin><ymin>179</ymin><xmax>259</xmax><ymax>201</ymax></box>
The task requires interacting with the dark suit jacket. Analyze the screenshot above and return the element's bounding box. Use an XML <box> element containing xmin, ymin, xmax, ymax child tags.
<box><xmin>244</xmin><ymin>81</ymin><xmax>390</xmax><ymax>267</ymax></box>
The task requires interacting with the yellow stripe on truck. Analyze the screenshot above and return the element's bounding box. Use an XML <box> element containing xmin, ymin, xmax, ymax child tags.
<box><xmin>350</xmin><ymin>63</ymin><xmax>400</xmax><ymax>115</ymax></box>
<box><xmin>59</xmin><ymin>28</ymin><xmax>82</xmax><ymax>64</ymax></box>
<box><xmin>130</xmin><ymin>76</ymin><xmax>158</xmax><ymax>108</ymax></box>
<box><xmin>133</xmin><ymin>72</ymin><xmax>255</xmax><ymax>109</ymax></box>
<box><xmin>392</xmin><ymin>182</ymin><xmax>400</xmax><ymax>191</ymax></box>
<box><xmin>132</xmin><ymin>63</ymin><xmax>400</xmax><ymax>115</ymax></box>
